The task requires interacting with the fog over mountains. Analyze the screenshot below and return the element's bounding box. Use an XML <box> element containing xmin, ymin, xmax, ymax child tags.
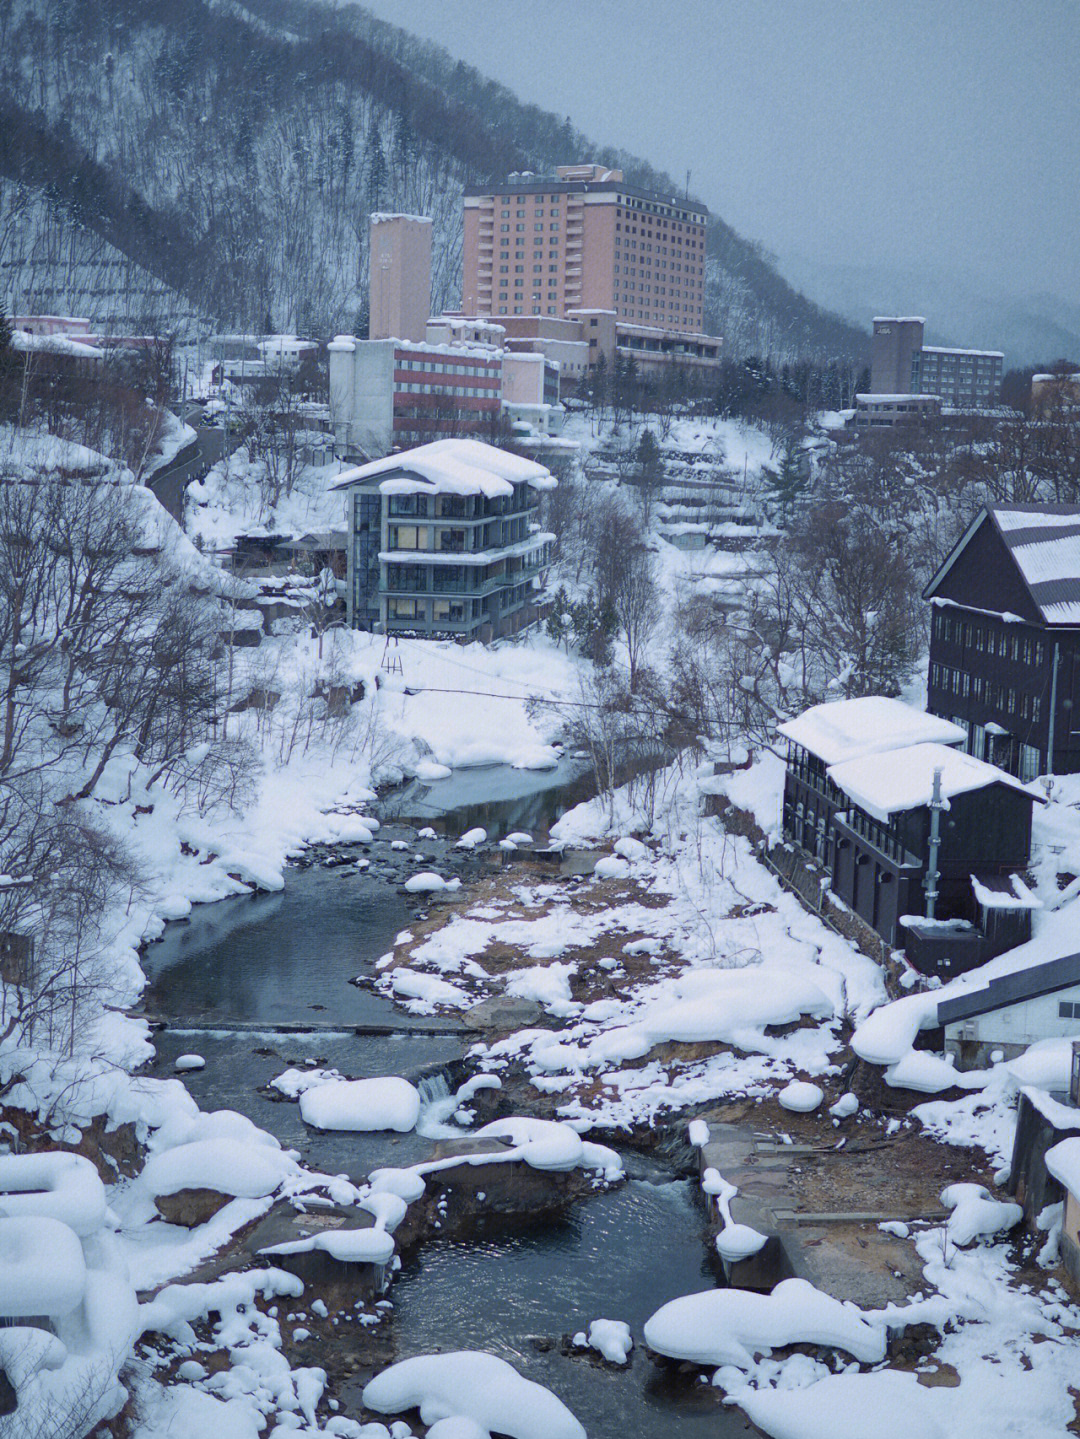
<box><xmin>0</xmin><ymin>0</ymin><xmax>867</xmax><ymax>362</ymax></box>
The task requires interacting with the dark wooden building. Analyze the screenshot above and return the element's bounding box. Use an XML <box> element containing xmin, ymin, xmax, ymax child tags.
<box><xmin>778</xmin><ymin>698</ymin><xmax>1042</xmax><ymax>976</ymax></box>
<box><xmin>925</xmin><ymin>504</ymin><xmax>1080</xmax><ymax>779</ymax></box>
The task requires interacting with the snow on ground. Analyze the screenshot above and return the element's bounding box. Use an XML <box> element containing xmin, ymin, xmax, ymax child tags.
<box><xmin>378</xmin><ymin>756</ymin><xmax>885</xmax><ymax>1128</ymax></box>
<box><xmin>184</xmin><ymin>447</ymin><xmax>349</xmax><ymax>549</ymax></box>
<box><xmin>12</xmin><ymin>407</ymin><xmax>1080</xmax><ymax>1436</ymax></box>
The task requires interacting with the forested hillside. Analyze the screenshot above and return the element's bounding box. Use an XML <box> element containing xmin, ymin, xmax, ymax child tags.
<box><xmin>0</xmin><ymin>0</ymin><xmax>867</xmax><ymax>361</ymax></box>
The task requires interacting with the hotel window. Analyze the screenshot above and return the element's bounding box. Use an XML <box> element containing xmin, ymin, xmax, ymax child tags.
<box><xmin>389</xmin><ymin>526</ymin><xmax>425</xmax><ymax>551</ymax></box>
<box><xmin>388</xmin><ymin>597</ymin><xmax>425</xmax><ymax>621</ymax></box>
<box><xmin>500</xmin><ymin>224</ymin><xmax>509</xmax><ymax>232</ymax></box>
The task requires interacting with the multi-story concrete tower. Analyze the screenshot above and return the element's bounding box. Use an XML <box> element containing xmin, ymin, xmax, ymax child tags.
<box><xmin>870</xmin><ymin>316</ymin><xmax>925</xmax><ymax>394</ymax></box>
<box><xmin>462</xmin><ymin>163</ymin><xmax>709</xmax><ymax>333</ymax></box>
<box><xmin>368</xmin><ymin>213</ymin><xmax>432</xmax><ymax>343</ymax></box>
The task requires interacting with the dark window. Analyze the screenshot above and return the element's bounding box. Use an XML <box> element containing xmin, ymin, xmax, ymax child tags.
<box><xmin>388</xmin><ymin>494</ymin><xmax>428</xmax><ymax>518</ymax></box>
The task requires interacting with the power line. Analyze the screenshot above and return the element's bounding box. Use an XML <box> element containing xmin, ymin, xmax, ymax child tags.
<box><xmin>398</xmin><ymin>684</ymin><xmax>661</xmax><ymax>715</ymax></box>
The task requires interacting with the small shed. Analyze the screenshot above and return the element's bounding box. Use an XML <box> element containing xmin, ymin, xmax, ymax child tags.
<box><xmin>939</xmin><ymin>952</ymin><xmax>1080</xmax><ymax>1068</ymax></box>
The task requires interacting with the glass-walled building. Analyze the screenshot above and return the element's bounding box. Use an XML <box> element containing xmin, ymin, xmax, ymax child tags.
<box><xmin>333</xmin><ymin>438</ymin><xmax>556</xmax><ymax>642</ymax></box>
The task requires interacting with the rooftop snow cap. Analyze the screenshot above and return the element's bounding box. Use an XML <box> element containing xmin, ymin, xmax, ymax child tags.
<box><xmin>826</xmin><ymin>741</ymin><xmax>1037</xmax><ymax>824</ymax></box>
<box><xmin>776</xmin><ymin>697</ymin><xmax>966</xmax><ymax>767</ymax></box>
<box><xmin>990</xmin><ymin>505</ymin><xmax>1080</xmax><ymax>624</ymax></box>
<box><xmin>332</xmin><ymin>437</ymin><xmax>557</xmax><ymax>497</ymax></box>
<box><xmin>926</xmin><ymin>503</ymin><xmax>1080</xmax><ymax>626</ymax></box>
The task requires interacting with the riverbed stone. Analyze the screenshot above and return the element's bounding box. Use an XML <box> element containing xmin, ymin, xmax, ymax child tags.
<box><xmin>417</xmin><ymin>1135</ymin><xmax>595</xmax><ymax>1235</ymax></box>
<box><xmin>155</xmin><ymin>1187</ymin><xmax>234</xmax><ymax>1227</ymax></box>
<box><xmin>461</xmin><ymin>995</ymin><xmax>546</xmax><ymax>1031</ymax></box>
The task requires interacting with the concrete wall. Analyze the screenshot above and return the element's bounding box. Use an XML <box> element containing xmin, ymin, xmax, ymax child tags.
<box><xmin>501</xmin><ymin>352</ymin><xmax>546</xmax><ymax>405</ymax></box>
<box><xmin>1063</xmin><ymin>1189</ymin><xmax>1080</xmax><ymax>1296</ymax></box>
<box><xmin>870</xmin><ymin>318</ymin><xmax>924</xmax><ymax>394</ymax></box>
<box><xmin>329</xmin><ymin>341</ymin><xmax>395</xmax><ymax>457</ymax></box>
<box><xmin>369</xmin><ymin>215</ymin><xmax>432</xmax><ymax>344</ymax></box>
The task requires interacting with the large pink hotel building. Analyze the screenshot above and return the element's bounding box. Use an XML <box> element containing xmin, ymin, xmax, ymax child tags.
<box><xmin>462</xmin><ymin>164</ymin><xmax>708</xmax><ymax>333</ymax></box>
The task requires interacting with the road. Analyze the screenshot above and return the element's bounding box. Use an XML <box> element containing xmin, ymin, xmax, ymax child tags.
<box><xmin>142</xmin><ymin>407</ymin><xmax>237</xmax><ymax>523</ymax></box>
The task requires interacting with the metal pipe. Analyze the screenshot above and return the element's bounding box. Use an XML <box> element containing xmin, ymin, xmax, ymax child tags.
<box><xmin>924</xmin><ymin>766</ymin><xmax>944</xmax><ymax>919</ymax></box>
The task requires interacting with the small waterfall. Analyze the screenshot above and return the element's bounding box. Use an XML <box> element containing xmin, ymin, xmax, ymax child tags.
<box><xmin>417</xmin><ymin>1072</ymin><xmax>452</xmax><ymax>1108</ymax></box>
<box><xmin>416</xmin><ymin>1069</ymin><xmax>468</xmax><ymax>1138</ymax></box>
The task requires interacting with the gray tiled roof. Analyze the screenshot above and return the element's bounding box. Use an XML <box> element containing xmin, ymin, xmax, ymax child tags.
<box><xmin>938</xmin><ymin>951</ymin><xmax>1080</xmax><ymax>1026</ymax></box>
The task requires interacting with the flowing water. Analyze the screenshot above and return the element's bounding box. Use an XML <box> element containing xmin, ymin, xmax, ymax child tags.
<box><xmin>140</xmin><ymin>763</ymin><xmax>745</xmax><ymax>1436</ymax></box>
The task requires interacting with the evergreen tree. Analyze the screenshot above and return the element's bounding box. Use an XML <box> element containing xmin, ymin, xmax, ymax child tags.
<box><xmin>634</xmin><ymin>427</ymin><xmax>664</xmax><ymax>524</ymax></box>
<box><xmin>762</xmin><ymin>431</ymin><xmax>809</xmax><ymax>524</ymax></box>
<box><xmin>363</xmin><ymin>127</ymin><xmax>389</xmax><ymax>214</ymax></box>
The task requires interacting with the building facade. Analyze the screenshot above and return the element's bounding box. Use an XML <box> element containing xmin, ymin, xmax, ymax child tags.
<box><xmin>462</xmin><ymin>163</ymin><xmax>709</xmax><ymax>333</ymax></box>
<box><xmin>852</xmin><ymin>392</ymin><xmax>942</xmax><ymax>429</ymax></box>
<box><xmin>940</xmin><ymin>955</ymin><xmax>1080</xmax><ymax>1068</ymax></box>
<box><xmin>869</xmin><ymin>317</ymin><xmax>926</xmax><ymax>394</ymax></box>
<box><xmin>778</xmin><ymin>697</ymin><xmax>1039</xmax><ymax>974</ymax></box>
<box><xmin>368</xmin><ymin>214</ymin><xmax>433</xmax><ymax>344</ymax></box>
<box><xmin>870</xmin><ymin>316</ymin><xmax>1003</xmax><ymax>407</ymax></box>
<box><xmin>334</xmin><ymin>438</ymin><xmax>556</xmax><ymax>642</ymax></box>
<box><xmin>925</xmin><ymin>504</ymin><xmax>1080</xmax><ymax>778</ymax></box>
<box><xmin>328</xmin><ymin>337</ymin><xmax>502</xmax><ymax>458</ymax></box>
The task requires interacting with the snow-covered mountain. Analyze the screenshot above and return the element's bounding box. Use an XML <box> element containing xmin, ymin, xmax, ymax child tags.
<box><xmin>0</xmin><ymin>0</ymin><xmax>867</xmax><ymax>361</ymax></box>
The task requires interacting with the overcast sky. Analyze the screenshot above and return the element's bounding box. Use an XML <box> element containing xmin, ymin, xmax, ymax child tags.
<box><xmin>349</xmin><ymin>0</ymin><xmax>1080</xmax><ymax>304</ymax></box>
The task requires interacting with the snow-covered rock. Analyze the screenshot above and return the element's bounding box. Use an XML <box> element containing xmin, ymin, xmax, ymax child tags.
<box><xmin>593</xmin><ymin>855</ymin><xmax>631</xmax><ymax>880</ymax></box>
<box><xmin>261</xmin><ymin>1227</ymin><xmax>396</xmax><ymax>1266</ymax></box>
<box><xmin>580</xmin><ymin>1317</ymin><xmax>633</xmax><ymax>1363</ymax></box>
<box><xmin>688</xmin><ymin>1119</ymin><xmax>710</xmax><ymax>1148</ymax></box>
<box><xmin>174</xmin><ymin>1054</ymin><xmax>206</xmax><ymax>1073</ymax></box>
<box><xmin>0</xmin><ymin>1216</ymin><xmax>87</xmax><ymax>1318</ymax></box>
<box><xmin>0</xmin><ymin>1152</ymin><xmax>107</xmax><ymax>1236</ymax></box>
<box><xmin>778</xmin><ymin>1081</ymin><xmax>824</xmax><ymax>1113</ymax></box>
<box><xmin>404</xmin><ymin>872</ymin><xmax>461</xmax><ymax>894</ymax></box>
<box><xmin>298</xmin><ymin>1077</ymin><xmax>421</xmax><ymax>1133</ymax></box>
<box><xmin>829</xmin><ymin>1093</ymin><xmax>860</xmax><ymax>1120</ymax></box>
<box><xmin>941</xmin><ymin>1183</ymin><xmax>1022</xmax><ymax>1246</ymax></box>
<box><xmin>139</xmin><ymin>1138</ymin><xmax>299</xmax><ymax>1200</ymax></box>
<box><xmin>643</xmin><ymin>1278</ymin><xmax>886</xmax><ymax>1368</ymax></box>
<box><xmin>362</xmin><ymin>1351</ymin><xmax>586</xmax><ymax>1439</ymax></box>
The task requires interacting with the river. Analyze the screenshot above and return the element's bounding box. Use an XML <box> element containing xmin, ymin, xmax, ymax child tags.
<box><xmin>140</xmin><ymin>763</ymin><xmax>750</xmax><ymax>1437</ymax></box>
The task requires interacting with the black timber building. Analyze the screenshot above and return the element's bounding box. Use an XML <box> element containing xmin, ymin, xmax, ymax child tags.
<box><xmin>925</xmin><ymin>504</ymin><xmax>1080</xmax><ymax>779</ymax></box>
<box><xmin>778</xmin><ymin>698</ymin><xmax>1041</xmax><ymax>976</ymax></box>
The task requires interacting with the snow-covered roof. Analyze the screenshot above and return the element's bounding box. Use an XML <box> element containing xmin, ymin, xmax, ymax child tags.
<box><xmin>776</xmin><ymin>698</ymin><xmax>966</xmax><ymax>766</ymax></box>
<box><xmin>257</xmin><ymin>335</ymin><xmax>317</xmax><ymax>356</ymax></box>
<box><xmin>855</xmin><ymin>393</ymin><xmax>940</xmax><ymax>405</ymax></box>
<box><xmin>1046</xmin><ymin>1136</ymin><xmax>1080</xmax><ymax>1197</ymax></box>
<box><xmin>991</xmin><ymin>506</ymin><xmax>1080</xmax><ymax>624</ymax></box>
<box><xmin>873</xmin><ymin>316</ymin><xmax>926</xmax><ymax>324</ymax></box>
<box><xmin>12</xmin><ymin>329</ymin><xmax>103</xmax><ymax>359</ymax></box>
<box><xmin>827</xmin><ymin>741</ymin><xmax>1034</xmax><ymax>823</ymax></box>
<box><xmin>370</xmin><ymin>212</ymin><xmax>432</xmax><ymax>225</ymax></box>
<box><xmin>928</xmin><ymin>505</ymin><xmax>1080</xmax><ymax>626</ymax></box>
<box><xmin>919</xmin><ymin>345</ymin><xmax>1004</xmax><ymax>358</ymax></box>
<box><xmin>332</xmin><ymin>438</ymin><xmax>556</xmax><ymax>498</ymax></box>
<box><xmin>938</xmin><ymin>951</ymin><xmax>1080</xmax><ymax>1028</ymax></box>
